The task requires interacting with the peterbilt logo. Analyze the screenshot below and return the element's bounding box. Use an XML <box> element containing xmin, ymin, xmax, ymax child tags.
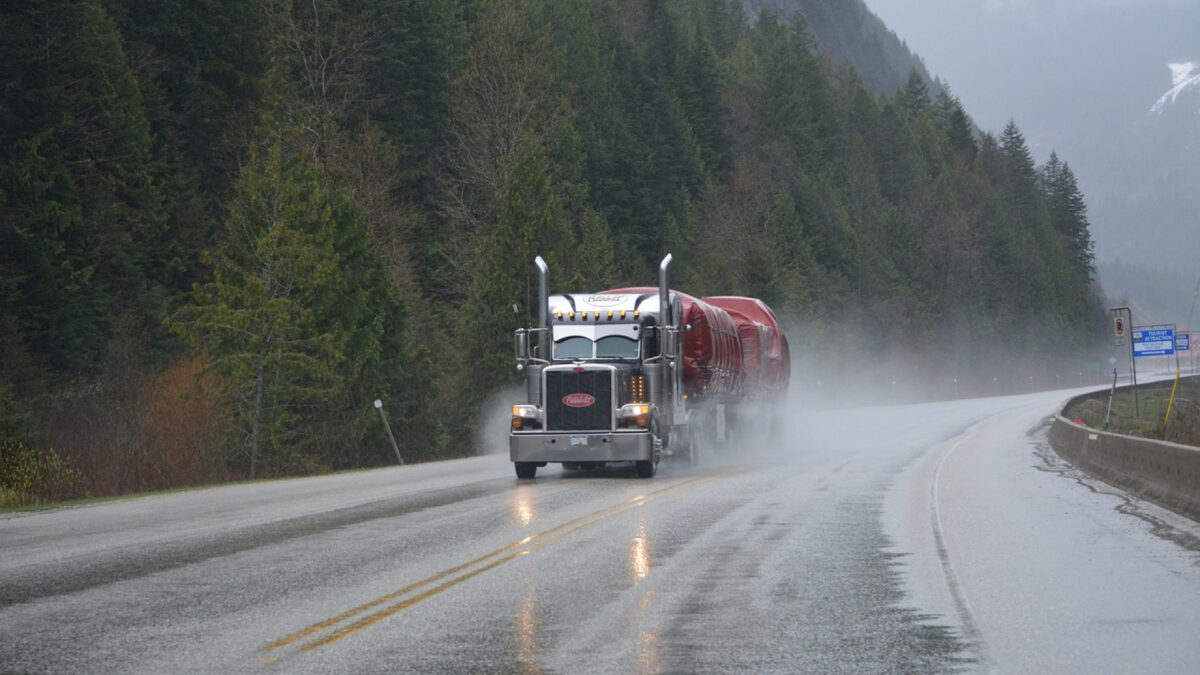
<box><xmin>584</xmin><ymin>294</ymin><xmax>626</xmax><ymax>307</ymax></box>
<box><xmin>562</xmin><ymin>393</ymin><xmax>596</xmax><ymax>408</ymax></box>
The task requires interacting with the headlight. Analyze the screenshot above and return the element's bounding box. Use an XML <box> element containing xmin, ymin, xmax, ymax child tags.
<box><xmin>511</xmin><ymin>405</ymin><xmax>542</xmax><ymax>430</ymax></box>
<box><xmin>617</xmin><ymin>403</ymin><xmax>652</xmax><ymax>429</ymax></box>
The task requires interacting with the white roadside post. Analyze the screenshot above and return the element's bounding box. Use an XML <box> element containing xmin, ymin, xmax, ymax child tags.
<box><xmin>374</xmin><ymin>399</ymin><xmax>404</xmax><ymax>465</ymax></box>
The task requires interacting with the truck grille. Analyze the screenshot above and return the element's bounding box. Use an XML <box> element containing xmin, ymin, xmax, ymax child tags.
<box><xmin>546</xmin><ymin>369</ymin><xmax>613</xmax><ymax>431</ymax></box>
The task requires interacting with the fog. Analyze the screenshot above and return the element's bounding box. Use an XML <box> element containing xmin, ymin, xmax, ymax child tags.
<box><xmin>777</xmin><ymin>309</ymin><xmax>1129</xmax><ymax>415</ymax></box>
<box><xmin>476</xmin><ymin>385</ymin><xmax>527</xmax><ymax>455</ymax></box>
<box><xmin>472</xmin><ymin>307</ymin><xmax>1137</xmax><ymax>468</ymax></box>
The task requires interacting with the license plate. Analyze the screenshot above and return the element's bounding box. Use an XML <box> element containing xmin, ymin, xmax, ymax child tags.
<box><xmin>570</xmin><ymin>436</ymin><xmax>588</xmax><ymax>446</ymax></box>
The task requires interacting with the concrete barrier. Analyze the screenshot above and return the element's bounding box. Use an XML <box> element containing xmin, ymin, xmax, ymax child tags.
<box><xmin>1049</xmin><ymin>378</ymin><xmax>1200</xmax><ymax>522</ymax></box>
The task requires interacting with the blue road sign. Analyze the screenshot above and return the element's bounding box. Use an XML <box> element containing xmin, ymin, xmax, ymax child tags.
<box><xmin>1133</xmin><ymin>327</ymin><xmax>1175</xmax><ymax>357</ymax></box>
<box><xmin>1177</xmin><ymin>333</ymin><xmax>1191</xmax><ymax>352</ymax></box>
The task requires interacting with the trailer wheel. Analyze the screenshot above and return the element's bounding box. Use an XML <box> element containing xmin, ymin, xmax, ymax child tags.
<box><xmin>515</xmin><ymin>462</ymin><xmax>537</xmax><ymax>479</ymax></box>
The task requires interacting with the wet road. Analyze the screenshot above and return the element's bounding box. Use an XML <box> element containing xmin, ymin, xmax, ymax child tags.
<box><xmin>2</xmin><ymin>388</ymin><xmax>1199</xmax><ymax>673</ymax></box>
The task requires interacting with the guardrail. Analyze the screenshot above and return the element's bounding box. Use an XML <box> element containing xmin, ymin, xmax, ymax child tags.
<box><xmin>1048</xmin><ymin>377</ymin><xmax>1200</xmax><ymax>522</ymax></box>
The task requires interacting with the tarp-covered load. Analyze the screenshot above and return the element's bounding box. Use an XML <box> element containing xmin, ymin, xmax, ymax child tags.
<box><xmin>602</xmin><ymin>287</ymin><xmax>743</xmax><ymax>398</ymax></box>
<box><xmin>702</xmin><ymin>296</ymin><xmax>790</xmax><ymax>400</ymax></box>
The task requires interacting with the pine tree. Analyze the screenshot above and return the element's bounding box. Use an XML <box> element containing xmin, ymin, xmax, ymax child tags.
<box><xmin>996</xmin><ymin>120</ymin><xmax>1043</xmax><ymax>230</ymax></box>
<box><xmin>898</xmin><ymin>69</ymin><xmax>930</xmax><ymax>121</ymax></box>
<box><xmin>355</xmin><ymin>0</ymin><xmax>466</xmax><ymax>181</ymax></box>
<box><xmin>873</xmin><ymin>102</ymin><xmax>924</xmax><ymax>203</ymax></box>
<box><xmin>103</xmin><ymin>0</ymin><xmax>269</xmax><ymax>254</ymax></box>
<box><xmin>674</xmin><ymin>27</ymin><xmax>731</xmax><ymax>174</ymax></box>
<box><xmin>747</xmin><ymin>13</ymin><xmax>827</xmax><ymax>164</ymax></box>
<box><xmin>573</xmin><ymin>209</ymin><xmax>619</xmax><ymax>290</ymax></box>
<box><xmin>167</xmin><ymin>126</ymin><xmax>405</xmax><ymax>477</ymax></box>
<box><xmin>1042</xmin><ymin>152</ymin><xmax>1095</xmax><ymax>281</ymax></box>
<box><xmin>0</xmin><ymin>0</ymin><xmax>165</xmax><ymax>373</ymax></box>
<box><xmin>934</xmin><ymin>86</ymin><xmax>976</xmax><ymax>163</ymax></box>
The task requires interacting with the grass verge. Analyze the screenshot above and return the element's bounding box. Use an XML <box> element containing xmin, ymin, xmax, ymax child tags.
<box><xmin>1065</xmin><ymin>378</ymin><xmax>1200</xmax><ymax>447</ymax></box>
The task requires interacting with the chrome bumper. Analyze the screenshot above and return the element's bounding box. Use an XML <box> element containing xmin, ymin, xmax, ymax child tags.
<box><xmin>510</xmin><ymin>430</ymin><xmax>653</xmax><ymax>463</ymax></box>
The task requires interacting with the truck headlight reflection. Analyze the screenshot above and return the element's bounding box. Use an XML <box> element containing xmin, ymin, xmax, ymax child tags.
<box><xmin>631</xmin><ymin>524</ymin><xmax>651</xmax><ymax>580</ymax></box>
<box><xmin>517</xmin><ymin>594</ymin><xmax>541</xmax><ymax>673</ymax></box>
<box><xmin>513</xmin><ymin>487</ymin><xmax>536</xmax><ymax>526</ymax></box>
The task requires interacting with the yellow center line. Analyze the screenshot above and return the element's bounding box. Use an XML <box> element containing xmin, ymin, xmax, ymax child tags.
<box><xmin>301</xmin><ymin>492</ymin><xmax>661</xmax><ymax>650</ymax></box>
<box><xmin>262</xmin><ymin>471</ymin><xmax>731</xmax><ymax>654</ymax></box>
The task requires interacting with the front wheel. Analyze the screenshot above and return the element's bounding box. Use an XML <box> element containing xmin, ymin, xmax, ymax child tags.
<box><xmin>515</xmin><ymin>462</ymin><xmax>538</xmax><ymax>479</ymax></box>
<box><xmin>635</xmin><ymin>459</ymin><xmax>657</xmax><ymax>478</ymax></box>
<box><xmin>638</xmin><ymin>418</ymin><xmax>662</xmax><ymax>478</ymax></box>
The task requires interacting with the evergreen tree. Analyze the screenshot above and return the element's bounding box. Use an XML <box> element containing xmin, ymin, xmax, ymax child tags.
<box><xmin>356</xmin><ymin>0</ymin><xmax>466</xmax><ymax>182</ymax></box>
<box><xmin>746</xmin><ymin>13</ymin><xmax>828</xmax><ymax>165</ymax></box>
<box><xmin>995</xmin><ymin>120</ymin><xmax>1044</xmax><ymax>231</ymax></box>
<box><xmin>103</xmin><ymin>0</ymin><xmax>269</xmax><ymax>247</ymax></box>
<box><xmin>998</xmin><ymin>120</ymin><xmax>1035</xmax><ymax>175</ymax></box>
<box><xmin>573</xmin><ymin>209</ymin><xmax>619</xmax><ymax>290</ymax></box>
<box><xmin>1042</xmin><ymin>152</ymin><xmax>1095</xmax><ymax>281</ymax></box>
<box><xmin>898</xmin><ymin>69</ymin><xmax>930</xmax><ymax>121</ymax></box>
<box><xmin>168</xmin><ymin>126</ymin><xmax>405</xmax><ymax>477</ymax></box>
<box><xmin>674</xmin><ymin>27</ymin><xmax>731</xmax><ymax>174</ymax></box>
<box><xmin>168</xmin><ymin>137</ymin><xmax>334</xmax><ymax>478</ymax></box>
<box><xmin>756</xmin><ymin>188</ymin><xmax>817</xmax><ymax>314</ymax></box>
<box><xmin>873</xmin><ymin>102</ymin><xmax>924</xmax><ymax>204</ymax></box>
<box><xmin>0</xmin><ymin>0</ymin><xmax>166</xmax><ymax>373</ymax></box>
<box><xmin>934</xmin><ymin>86</ymin><xmax>977</xmax><ymax>163</ymax></box>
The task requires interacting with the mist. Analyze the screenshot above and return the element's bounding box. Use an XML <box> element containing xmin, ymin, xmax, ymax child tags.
<box><xmin>472</xmin><ymin>306</ymin><xmax>1131</xmax><ymax>474</ymax></box>
<box><xmin>476</xmin><ymin>385</ymin><xmax>527</xmax><ymax>455</ymax></box>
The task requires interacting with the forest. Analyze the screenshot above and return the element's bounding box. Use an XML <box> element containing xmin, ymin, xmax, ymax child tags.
<box><xmin>0</xmin><ymin>0</ymin><xmax>1103</xmax><ymax>502</ymax></box>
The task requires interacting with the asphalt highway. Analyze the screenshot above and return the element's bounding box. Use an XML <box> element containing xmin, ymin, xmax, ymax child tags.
<box><xmin>2</xmin><ymin>388</ymin><xmax>1198</xmax><ymax>673</ymax></box>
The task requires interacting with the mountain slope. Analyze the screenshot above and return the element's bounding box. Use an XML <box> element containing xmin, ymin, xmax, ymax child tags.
<box><xmin>741</xmin><ymin>0</ymin><xmax>937</xmax><ymax>95</ymax></box>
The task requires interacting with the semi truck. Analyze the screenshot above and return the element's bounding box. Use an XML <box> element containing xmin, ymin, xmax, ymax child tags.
<box><xmin>509</xmin><ymin>254</ymin><xmax>790</xmax><ymax>479</ymax></box>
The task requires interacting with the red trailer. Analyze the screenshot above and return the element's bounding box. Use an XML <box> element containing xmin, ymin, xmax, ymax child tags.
<box><xmin>702</xmin><ymin>296</ymin><xmax>790</xmax><ymax>400</ymax></box>
<box><xmin>602</xmin><ymin>287</ymin><xmax>744</xmax><ymax>398</ymax></box>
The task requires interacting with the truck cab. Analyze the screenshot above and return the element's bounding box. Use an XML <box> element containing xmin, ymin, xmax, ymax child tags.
<box><xmin>510</xmin><ymin>259</ymin><xmax>683</xmax><ymax>479</ymax></box>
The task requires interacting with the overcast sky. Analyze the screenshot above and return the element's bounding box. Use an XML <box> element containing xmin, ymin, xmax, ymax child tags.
<box><xmin>863</xmin><ymin>0</ymin><xmax>1199</xmax><ymax>158</ymax></box>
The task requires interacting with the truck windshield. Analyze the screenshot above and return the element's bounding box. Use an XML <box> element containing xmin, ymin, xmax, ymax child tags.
<box><xmin>595</xmin><ymin>336</ymin><xmax>638</xmax><ymax>359</ymax></box>
<box><xmin>553</xmin><ymin>335</ymin><xmax>639</xmax><ymax>360</ymax></box>
<box><xmin>553</xmin><ymin>336</ymin><xmax>593</xmax><ymax>359</ymax></box>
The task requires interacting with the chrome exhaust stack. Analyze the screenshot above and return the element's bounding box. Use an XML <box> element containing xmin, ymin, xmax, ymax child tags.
<box><xmin>535</xmin><ymin>256</ymin><xmax>549</xmax><ymax>359</ymax></box>
<box><xmin>658</xmin><ymin>253</ymin><xmax>673</xmax><ymax>326</ymax></box>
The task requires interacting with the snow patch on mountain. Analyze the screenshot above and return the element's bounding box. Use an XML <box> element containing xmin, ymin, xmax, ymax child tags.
<box><xmin>1149</xmin><ymin>61</ymin><xmax>1200</xmax><ymax>113</ymax></box>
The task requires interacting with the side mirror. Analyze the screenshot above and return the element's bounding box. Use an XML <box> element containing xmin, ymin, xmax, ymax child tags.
<box><xmin>514</xmin><ymin>329</ymin><xmax>530</xmax><ymax>363</ymax></box>
<box><xmin>662</xmin><ymin>327</ymin><xmax>679</xmax><ymax>360</ymax></box>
